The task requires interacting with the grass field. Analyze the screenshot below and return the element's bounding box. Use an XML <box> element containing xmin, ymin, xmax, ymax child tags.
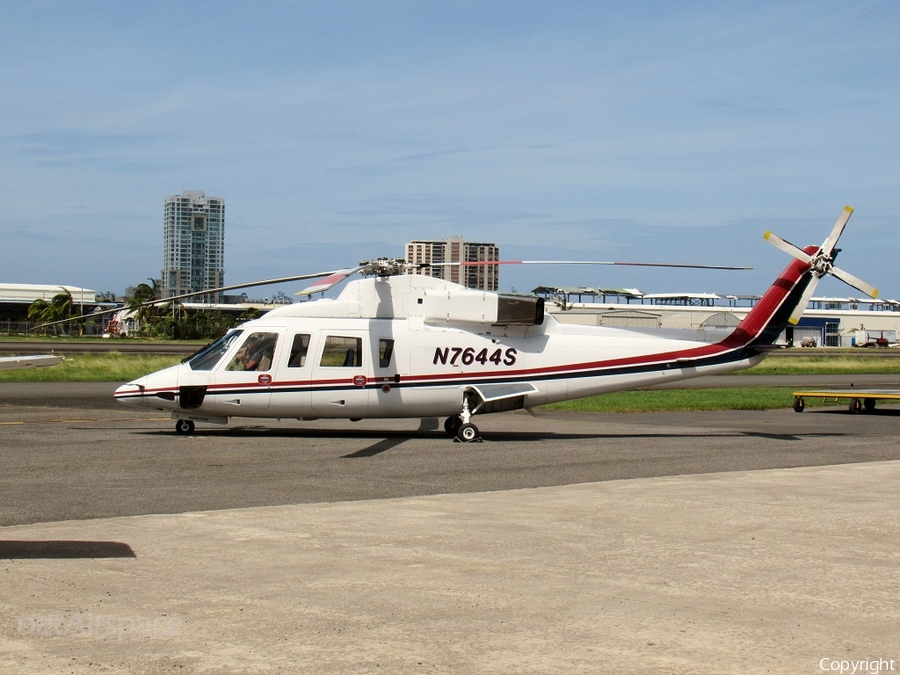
<box><xmin>1</xmin><ymin>350</ymin><xmax>896</xmax><ymax>412</ymax></box>
<box><xmin>0</xmin><ymin>354</ymin><xmax>181</xmax><ymax>382</ymax></box>
<box><xmin>542</xmin><ymin>387</ymin><xmax>844</xmax><ymax>413</ymax></box>
<box><xmin>737</xmin><ymin>355</ymin><xmax>900</xmax><ymax>375</ymax></box>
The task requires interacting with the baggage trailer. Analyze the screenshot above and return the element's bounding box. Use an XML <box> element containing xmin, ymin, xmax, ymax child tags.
<box><xmin>792</xmin><ymin>389</ymin><xmax>900</xmax><ymax>413</ymax></box>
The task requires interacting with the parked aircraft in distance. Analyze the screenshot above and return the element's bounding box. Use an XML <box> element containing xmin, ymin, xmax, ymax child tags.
<box><xmin>0</xmin><ymin>355</ymin><xmax>63</xmax><ymax>371</ymax></box>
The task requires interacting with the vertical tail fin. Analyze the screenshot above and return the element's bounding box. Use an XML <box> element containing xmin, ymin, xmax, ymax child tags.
<box><xmin>723</xmin><ymin>249</ymin><xmax>819</xmax><ymax>350</ymax></box>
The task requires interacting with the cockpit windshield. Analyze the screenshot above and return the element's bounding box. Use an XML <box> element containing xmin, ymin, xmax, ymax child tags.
<box><xmin>187</xmin><ymin>329</ymin><xmax>244</xmax><ymax>371</ymax></box>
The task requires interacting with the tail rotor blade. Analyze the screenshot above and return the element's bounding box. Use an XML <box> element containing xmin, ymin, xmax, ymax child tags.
<box><xmin>764</xmin><ymin>231</ymin><xmax>812</xmax><ymax>264</ymax></box>
<box><xmin>789</xmin><ymin>276</ymin><xmax>820</xmax><ymax>325</ymax></box>
<box><xmin>768</xmin><ymin>206</ymin><xmax>877</xmax><ymax>324</ymax></box>
<box><xmin>821</xmin><ymin>205</ymin><xmax>854</xmax><ymax>255</ymax></box>
<box><xmin>832</xmin><ymin>266</ymin><xmax>879</xmax><ymax>299</ymax></box>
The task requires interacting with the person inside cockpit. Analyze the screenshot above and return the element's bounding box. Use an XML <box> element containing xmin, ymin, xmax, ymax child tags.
<box><xmin>228</xmin><ymin>333</ymin><xmax>277</xmax><ymax>371</ymax></box>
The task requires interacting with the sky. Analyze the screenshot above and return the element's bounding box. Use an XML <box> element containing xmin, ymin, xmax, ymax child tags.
<box><xmin>2</xmin><ymin>0</ymin><xmax>898</xmax><ymax>301</ymax></box>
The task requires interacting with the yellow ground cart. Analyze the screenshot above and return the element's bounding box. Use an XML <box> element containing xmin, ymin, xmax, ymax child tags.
<box><xmin>791</xmin><ymin>389</ymin><xmax>900</xmax><ymax>413</ymax></box>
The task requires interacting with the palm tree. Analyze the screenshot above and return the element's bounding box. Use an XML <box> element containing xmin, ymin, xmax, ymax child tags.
<box><xmin>27</xmin><ymin>289</ymin><xmax>74</xmax><ymax>335</ymax></box>
<box><xmin>27</xmin><ymin>299</ymin><xmax>56</xmax><ymax>335</ymax></box>
<box><xmin>127</xmin><ymin>281</ymin><xmax>160</xmax><ymax>336</ymax></box>
<box><xmin>51</xmin><ymin>289</ymin><xmax>74</xmax><ymax>331</ymax></box>
<box><xmin>160</xmin><ymin>299</ymin><xmax>185</xmax><ymax>339</ymax></box>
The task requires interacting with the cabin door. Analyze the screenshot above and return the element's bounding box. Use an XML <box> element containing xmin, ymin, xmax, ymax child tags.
<box><xmin>311</xmin><ymin>332</ymin><xmax>371</xmax><ymax>414</ymax></box>
<box><xmin>210</xmin><ymin>328</ymin><xmax>284</xmax><ymax>411</ymax></box>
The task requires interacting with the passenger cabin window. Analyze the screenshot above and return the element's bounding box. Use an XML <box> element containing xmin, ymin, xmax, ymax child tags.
<box><xmin>288</xmin><ymin>334</ymin><xmax>311</xmax><ymax>368</ymax></box>
<box><xmin>378</xmin><ymin>338</ymin><xmax>394</xmax><ymax>368</ymax></box>
<box><xmin>226</xmin><ymin>332</ymin><xmax>278</xmax><ymax>372</ymax></box>
<box><xmin>320</xmin><ymin>336</ymin><xmax>362</xmax><ymax>367</ymax></box>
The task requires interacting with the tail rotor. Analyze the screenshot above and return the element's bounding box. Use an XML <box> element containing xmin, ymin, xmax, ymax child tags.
<box><xmin>763</xmin><ymin>206</ymin><xmax>878</xmax><ymax>324</ymax></box>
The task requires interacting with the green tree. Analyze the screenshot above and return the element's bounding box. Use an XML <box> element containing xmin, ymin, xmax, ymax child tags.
<box><xmin>27</xmin><ymin>299</ymin><xmax>56</xmax><ymax>335</ymax></box>
<box><xmin>27</xmin><ymin>289</ymin><xmax>74</xmax><ymax>335</ymax></box>
<box><xmin>126</xmin><ymin>280</ymin><xmax>160</xmax><ymax>336</ymax></box>
<box><xmin>51</xmin><ymin>288</ymin><xmax>74</xmax><ymax>320</ymax></box>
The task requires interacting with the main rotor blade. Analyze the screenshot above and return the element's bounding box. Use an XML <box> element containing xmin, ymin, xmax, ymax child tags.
<box><xmin>831</xmin><ymin>266</ymin><xmax>879</xmax><ymax>299</ymax></box>
<box><xmin>433</xmin><ymin>260</ymin><xmax>752</xmax><ymax>270</ymax></box>
<box><xmin>821</xmin><ymin>205</ymin><xmax>854</xmax><ymax>256</ymax></box>
<box><xmin>161</xmin><ymin>268</ymin><xmax>359</xmax><ymax>304</ymax></box>
<box><xmin>296</xmin><ymin>269</ymin><xmax>361</xmax><ymax>296</ymax></box>
<box><xmin>789</xmin><ymin>276</ymin><xmax>820</xmax><ymax>325</ymax></box>
<box><xmin>34</xmin><ymin>267</ymin><xmax>356</xmax><ymax>330</ymax></box>
<box><xmin>763</xmin><ymin>231</ymin><xmax>812</xmax><ymax>264</ymax></box>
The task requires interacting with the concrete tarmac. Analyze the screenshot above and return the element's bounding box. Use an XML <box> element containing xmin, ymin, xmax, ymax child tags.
<box><xmin>1</xmin><ymin>384</ymin><xmax>898</xmax><ymax>673</ymax></box>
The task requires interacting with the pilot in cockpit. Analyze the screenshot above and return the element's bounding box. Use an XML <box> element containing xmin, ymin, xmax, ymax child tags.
<box><xmin>230</xmin><ymin>335</ymin><xmax>275</xmax><ymax>371</ymax></box>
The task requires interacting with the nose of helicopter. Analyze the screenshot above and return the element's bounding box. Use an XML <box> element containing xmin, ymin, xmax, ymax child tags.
<box><xmin>114</xmin><ymin>364</ymin><xmax>183</xmax><ymax>407</ymax></box>
<box><xmin>114</xmin><ymin>380</ymin><xmax>147</xmax><ymax>405</ymax></box>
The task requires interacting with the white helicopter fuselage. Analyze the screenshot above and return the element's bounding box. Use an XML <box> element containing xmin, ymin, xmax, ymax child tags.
<box><xmin>115</xmin><ymin>273</ymin><xmax>766</xmax><ymax>429</ymax></box>
<box><xmin>110</xmin><ymin>206</ymin><xmax>877</xmax><ymax>441</ymax></box>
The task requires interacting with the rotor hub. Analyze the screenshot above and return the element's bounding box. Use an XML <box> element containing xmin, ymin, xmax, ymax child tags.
<box><xmin>358</xmin><ymin>257</ymin><xmax>413</xmax><ymax>277</ymax></box>
<box><xmin>810</xmin><ymin>251</ymin><xmax>834</xmax><ymax>278</ymax></box>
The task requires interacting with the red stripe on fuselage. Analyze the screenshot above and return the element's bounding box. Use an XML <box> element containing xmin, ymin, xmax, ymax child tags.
<box><xmin>724</xmin><ymin>248</ymin><xmax>814</xmax><ymax>345</ymax></box>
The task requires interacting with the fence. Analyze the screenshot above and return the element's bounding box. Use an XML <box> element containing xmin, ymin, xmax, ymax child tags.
<box><xmin>0</xmin><ymin>320</ymin><xmax>108</xmax><ymax>337</ymax></box>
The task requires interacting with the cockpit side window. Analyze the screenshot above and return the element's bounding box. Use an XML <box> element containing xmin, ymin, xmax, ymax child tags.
<box><xmin>288</xmin><ymin>334</ymin><xmax>311</xmax><ymax>368</ymax></box>
<box><xmin>187</xmin><ymin>330</ymin><xmax>244</xmax><ymax>371</ymax></box>
<box><xmin>226</xmin><ymin>332</ymin><xmax>279</xmax><ymax>372</ymax></box>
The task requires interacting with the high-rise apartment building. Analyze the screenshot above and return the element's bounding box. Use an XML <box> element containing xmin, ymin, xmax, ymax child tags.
<box><xmin>162</xmin><ymin>190</ymin><xmax>225</xmax><ymax>302</ymax></box>
<box><xmin>405</xmin><ymin>236</ymin><xmax>499</xmax><ymax>291</ymax></box>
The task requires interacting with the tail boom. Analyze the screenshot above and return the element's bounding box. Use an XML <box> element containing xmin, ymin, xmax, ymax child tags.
<box><xmin>723</xmin><ymin>246</ymin><xmax>819</xmax><ymax>352</ymax></box>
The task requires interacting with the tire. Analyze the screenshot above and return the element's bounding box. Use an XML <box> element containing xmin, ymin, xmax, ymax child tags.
<box><xmin>444</xmin><ymin>416</ymin><xmax>462</xmax><ymax>437</ymax></box>
<box><xmin>456</xmin><ymin>423</ymin><xmax>479</xmax><ymax>443</ymax></box>
<box><xmin>175</xmin><ymin>419</ymin><xmax>196</xmax><ymax>435</ymax></box>
<box><xmin>864</xmin><ymin>398</ymin><xmax>877</xmax><ymax>412</ymax></box>
<box><xmin>849</xmin><ymin>398</ymin><xmax>862</xmax><ymax>414</ymax></box>
<box><xmin>793</xmin><ymin>397</ymin><xmax>805</xmax><ymax>413</ymax></box>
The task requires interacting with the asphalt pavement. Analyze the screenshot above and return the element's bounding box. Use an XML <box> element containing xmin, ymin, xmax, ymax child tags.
<box><xmin>0</xmin><ymin>382</ymin><xmax>897</xmax><ymax>673</ymax></box>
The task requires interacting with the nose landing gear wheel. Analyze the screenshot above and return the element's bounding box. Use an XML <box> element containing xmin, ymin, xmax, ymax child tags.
<box><xmin>456</xmin><ymin>423</ymin><xmax>480</xmax><ymax>443</ymax></box>
<box><xmin>175</xmin><ymin>419</ymin><xmax>196</xmax><ymax>435</ymax></box>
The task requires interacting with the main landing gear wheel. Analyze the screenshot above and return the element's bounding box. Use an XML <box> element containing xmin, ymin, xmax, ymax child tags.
<box><xmin>864</xmin><ymin>398</ymin><xmax>877</xmax><ymax>412</ymax></box>
<box><xmin>849</xmin><ymin>398</ymin><xmax>863</xmax><ymax>414</ymax></box>
<box><xmin>444</xmin><ymin>415</ymin><xmax>462</xmax><ymax>437</ymax></box>
<box><xmin>175</xmin><ymin>419</ymin><xmax>196</xmax><ymax>435</ymax></box>
<box><xmin>456</xmin><ymin>423</ymin><xmax>480</xmax><ymax>443</ymax></box>
<box><xmin>793</xmin><ymin>396</ymin><xmax>805</xmax><ymax>413</ymax></box>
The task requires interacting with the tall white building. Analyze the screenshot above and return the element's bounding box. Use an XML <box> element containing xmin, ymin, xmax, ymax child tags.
<box><xmin>162</xmin><ymin>190</ymin><xmax>225</xmax><ymax>302</ymax></box>
<box><xmin>405</xmin><ymin>236</ymin><xmax>499</xmax><ymax>291</ymax></box>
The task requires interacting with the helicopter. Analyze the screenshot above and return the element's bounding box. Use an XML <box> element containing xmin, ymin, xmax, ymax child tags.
<box><xmin>111</xmin><ymin>206</ymin><xmax>876</xmax><ymax>442</ymax></box>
